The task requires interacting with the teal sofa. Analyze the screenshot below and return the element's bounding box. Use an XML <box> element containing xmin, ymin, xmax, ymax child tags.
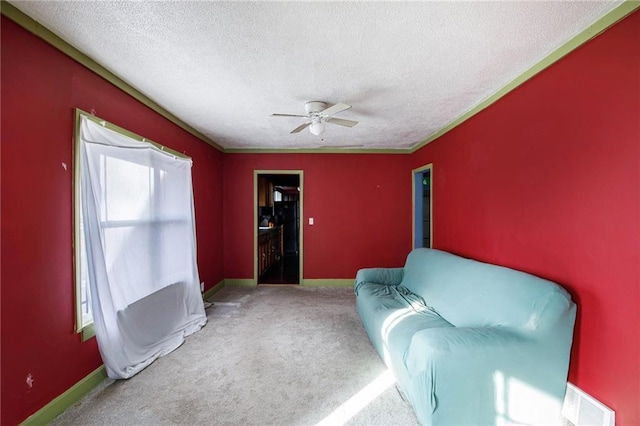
<box><xmin>355</xmin><ymin>248</ymin><xmax>576</xmax><ymax>425</ymax></box>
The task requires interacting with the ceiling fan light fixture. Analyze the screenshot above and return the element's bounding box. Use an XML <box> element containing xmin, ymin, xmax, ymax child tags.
<box><xmin>310</xmin><ymin>121</ymin><xmax>325</xmax><ymax>136</ymax></box>
<box><xmin>272</xmin><ymin>101</ymin><xmax>357</xmax><ymax>135</ymax></box>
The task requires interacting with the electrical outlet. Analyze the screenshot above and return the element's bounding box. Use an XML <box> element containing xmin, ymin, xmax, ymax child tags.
<box><xmin>309</xmin><ymin>217</ymin><xmax>314</xmax><ymax>225</ymax></box>
<box><xmin>200</xmin><ymin>282</ymin><xmax>204</xmax><ymax>293</ymax></box>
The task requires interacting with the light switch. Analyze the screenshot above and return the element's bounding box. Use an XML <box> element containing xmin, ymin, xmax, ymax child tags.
<box><xmin>309</xmin><ymin>217</ymin><xmax>314</xmax><ymax>225</ymax></box>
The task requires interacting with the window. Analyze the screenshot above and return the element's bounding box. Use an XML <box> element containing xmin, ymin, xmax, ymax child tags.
<box><xmin>73</xmin><ymin>110</ymin><xmax>192</xmax><ymax>341</ymax></box>
<box><xmin>78</xmin><ymin>213</ymin><xmax>93</xmax><ymax>330</ymax></box>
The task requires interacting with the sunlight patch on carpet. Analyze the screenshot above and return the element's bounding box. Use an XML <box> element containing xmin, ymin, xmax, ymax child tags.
<box><xmin>315</xmin><ymin>369</ymin><xmax>395</xmax><ymax>426</ymax></box>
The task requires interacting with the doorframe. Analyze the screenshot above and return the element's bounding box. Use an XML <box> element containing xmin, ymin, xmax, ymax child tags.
<box><xmin>253</xmin><ymin>170</ymin><xmax>304</xmax><ymax>285</ymax></box>
<box><xmin>411</xmin><ymin>163</ymin><xmax>433</xmax><ymax>249</ymax></box>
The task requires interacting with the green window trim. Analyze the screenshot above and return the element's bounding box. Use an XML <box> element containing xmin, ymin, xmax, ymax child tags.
<box><xmin>80</xmin><ymin>323</ymin><xmax>95</xmax><ymax>342</ymax></box>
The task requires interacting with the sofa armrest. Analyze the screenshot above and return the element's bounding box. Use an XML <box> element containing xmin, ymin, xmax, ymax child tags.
<box><xmin>354</xmin><ymin>267</ymin><xmax>404</xmax><ymax>294</ymax></box>
<box><xmin>404</xmin><ymin>327</ymin><xmax>568</xmax><ymax>424</ymax></box>
<box><xmin>405</xmin><ymin>327</ymin><xmax>530</xmax><ymax>370</ymax></box>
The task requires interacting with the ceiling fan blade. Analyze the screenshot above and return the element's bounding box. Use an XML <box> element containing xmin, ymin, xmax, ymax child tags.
<box><xmin>326</xmin><ymin>117</ymin><xmax>358</xmax><ymax>127</ymax></box>
<box><xmin>320</xmin><ymin>103</ymin><xmax>351</xmax><ymax>117</ymax></box>
<box><xmin>290</xmin><ymin>122</ymin><xmax>311</xmax><ymax>134</ymax></box>
<box><xmin>272</xmin><ymin>113</ymin><xmax>307</xmax><ymax>118</ymax></box>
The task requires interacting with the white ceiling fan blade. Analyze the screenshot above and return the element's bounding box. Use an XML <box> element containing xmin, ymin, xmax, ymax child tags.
<box><xmin>326</xmin><ymin>117</ymin><xmax>358</xmax><ymax>127</ymax></box>
<box><xmin>320</xmin><ymin>103</ymin><xmax>351</xmax><ymax>117</ymax></box>
<box><xmin>272</xmin><ymin>113</ymin><xmax>307</xmax><ymax>118</ymax></box>
<box><xmin>290</xmin><ymin>122</ymin><xmax>311</xmax><ymax>134</ymax></box>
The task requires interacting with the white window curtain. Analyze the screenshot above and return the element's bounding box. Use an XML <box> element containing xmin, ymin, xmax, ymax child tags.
<box><xmin>79</xmin><ymin>115</ymin><xmax>206</xmax><ymax>379</ymax></box>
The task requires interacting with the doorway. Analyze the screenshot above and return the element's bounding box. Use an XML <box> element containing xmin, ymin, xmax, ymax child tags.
<box><xmin>254</xmin><ymin>171</ymin><xmax>303</xmax><ymax>284</ymax></box>
<box><xmin>412</xmin><ymin>164</ymin><xmax>432</xmax><ymax>248</ymax></box>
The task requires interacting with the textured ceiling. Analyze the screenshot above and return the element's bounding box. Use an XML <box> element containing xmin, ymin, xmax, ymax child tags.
<box><xmin>10</xmin><ymin>1</ymin><xmax>622</xmax><ymax>150</ymax></box>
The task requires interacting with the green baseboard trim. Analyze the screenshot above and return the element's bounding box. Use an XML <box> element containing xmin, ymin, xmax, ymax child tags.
<box><xmin>203</xmin><ymin>280</ymin><xmax>225</xmax><ymax>300</ymax></box>
<box><xmin>224</xmin><ymin>278</ymin><xmax>256</xmax><ymax>287</ymax></box>
<box><xmin>221</xmin><ymin>278</ymin><xmax>354</xmax><ymax>287</ymax></box>
<box><xmin>21</xmin><ymin>365</ymin><xmax>107</xmax><ymax>426</ymax></box>
<box><xmin>301</xmin><ymin>279</ymin><xmax>354</xmax><ymax>287</ymax></box>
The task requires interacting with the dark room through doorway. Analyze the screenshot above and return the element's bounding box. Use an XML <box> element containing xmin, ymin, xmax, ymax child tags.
<box><xmin>257</xmin><ymin>173</ymin><xmax>301</xmax><ymax>284</ymax></box>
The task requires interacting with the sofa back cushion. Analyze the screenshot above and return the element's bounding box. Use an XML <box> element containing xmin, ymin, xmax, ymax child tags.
<box><xmin>400</xmin><ymin>248</ymin><xmax>572</xmax><ymax>329</ymax></box>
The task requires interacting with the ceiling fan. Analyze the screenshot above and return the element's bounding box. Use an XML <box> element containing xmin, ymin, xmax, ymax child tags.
<box><xmin>272</xmin><ymin>101</ymin><xmax>358</xmax><ymax>135</ymax></box>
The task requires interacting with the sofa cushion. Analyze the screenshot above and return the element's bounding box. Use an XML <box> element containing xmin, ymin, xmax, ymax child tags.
<box><xmin>355</xmin><ymin>282</ymin><xmax>452</xmax><ymax>379</ymax></box>
<box><xmin>401</xmin><ymin>248</ymin><xmax>572</xmax><ymax>328</ymax></box>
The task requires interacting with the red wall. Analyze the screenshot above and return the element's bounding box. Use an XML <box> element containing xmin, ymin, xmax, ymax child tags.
<box><xmin>410</xmin><ymin>11</ymin><xmax>639</xmax><ymax>425</ymax></box>
<box><xmin>223</xmin><ymin>153</ymin><xmax>411</xmax><ymax>279</ymax></box>
<box><xmin>1</xmin><ymin>17</ymin><xmax>224</xmax><ymax>425</ymax></box>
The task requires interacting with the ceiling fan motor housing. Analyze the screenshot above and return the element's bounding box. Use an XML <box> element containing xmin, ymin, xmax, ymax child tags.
<box><xmin>305</xmin><ymin>101</ymin><xmax>327</xmax><ymax>115</ymax></box>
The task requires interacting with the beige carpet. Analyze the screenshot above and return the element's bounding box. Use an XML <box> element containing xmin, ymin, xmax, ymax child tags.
<box><xmin>53</xmin><ymin>285</ymin><xmax>418</xmax><ymax>425</ymax></box>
